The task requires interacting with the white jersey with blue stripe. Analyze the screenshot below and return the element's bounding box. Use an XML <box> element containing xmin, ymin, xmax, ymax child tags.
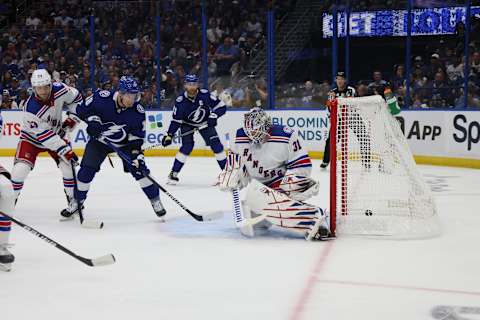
<box><xmin>232</xmin><ymin>124</ymin><xmax>312</xmax><ymax>187</ymax></box>
<box><xmin>20</xmin><ymin>82</ymin><xmax>82</xmax><ymax>150</ymax></box>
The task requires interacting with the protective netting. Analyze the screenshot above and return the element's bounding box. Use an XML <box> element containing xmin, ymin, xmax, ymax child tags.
<box><xmin>333</xmin><ymin>95</ymin><xmax>440</xmax><ymax>238</ymax></box>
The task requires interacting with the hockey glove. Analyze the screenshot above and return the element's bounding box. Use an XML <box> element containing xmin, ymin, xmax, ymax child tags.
<box><xmin>217</xmin><ymin>153</ymin><xmax>249</xmax><ymax>191</ymax></box>
<box><xmin>62</xmin><ymin>113</ymin><xmax>82</xmax><ymax>131</ymax></box>
<box><xmin>278</xmin><ymin>174</ymin><xmax>319</xmax><ymax>201</ymax></box>
<box><xmin>207</xmin><ymin>113</ymin><xmax>218</xmax><ymax>127</ymax></box>
<box><xmin>86</xmin><ymin>116</ymin><xmax>102</xmax><ymax>138</ymax></box>
<box><xmin>161</xmin><ymin>134</ymin><xmax>173</xmax><ymax>147</ymax></box>
<box><xmin>131</xmin><ymin>154</ymin><xmax>149</xmax><ymax>176</ymax></box>
<box><xmin>57</xmin><ymin>144</ymin><xmax>78</xmax><ymax>164</ymax></box>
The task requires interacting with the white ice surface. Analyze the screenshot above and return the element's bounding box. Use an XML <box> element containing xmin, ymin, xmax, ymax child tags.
<box><xmin>1</xmin><ymin>156</ymin><xmax>479</xmax><ymax>320</ymax></box>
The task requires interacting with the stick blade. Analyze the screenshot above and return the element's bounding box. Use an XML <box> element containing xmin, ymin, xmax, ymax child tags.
<box><xmin>202</xmin><ymin>210</ymin><xmax>224</xmax><ymax>221</ymax></box>
<box><xmin>90</xmin><ymin>254</ymin><xmax>116</xmax><ymax>267</ymax></box>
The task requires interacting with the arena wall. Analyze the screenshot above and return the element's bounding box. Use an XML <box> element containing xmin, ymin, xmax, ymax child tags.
<box><xmin>0</xmin><ymin>109</ymin><xmax>478</xmax><ymax>168</ymax></box>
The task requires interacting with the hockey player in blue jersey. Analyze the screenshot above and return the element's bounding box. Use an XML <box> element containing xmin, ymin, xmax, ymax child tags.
<box><xmin>161</xmin><ymin>74</ymin><xmax>227</xmax><ymax>184</ymax></box>
<box><xmin>61</xmin><ymin>76</ymin><xmax>166</xmax><ymax>219</ymax></box>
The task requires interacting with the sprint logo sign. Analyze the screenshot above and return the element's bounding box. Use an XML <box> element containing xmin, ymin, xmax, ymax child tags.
<box><xmin>148</xmin><ymin>112</ymin><xmax>163</xmax><ymax>130</ymax></box>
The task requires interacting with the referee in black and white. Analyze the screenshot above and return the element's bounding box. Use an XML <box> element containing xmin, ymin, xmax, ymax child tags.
<box><xmin>321</xmin><ymin>71</ymin><xmax>356</xmax><ymax>169</ymax></box>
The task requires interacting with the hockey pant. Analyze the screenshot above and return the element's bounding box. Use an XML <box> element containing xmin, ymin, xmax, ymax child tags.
<box><xmin>75</xmin><ymin>139</ymin><xmax>159</xmax><ymax>203</ymax></box>
<box><xmin>11</xmin><ymin>140</ymin><xmax>75</xmax><ymax>203</ymax></box>
<box><xmin>172</xmin><ymin>124</ymin><xmax>226</xmax><ymax>173</ymax></box>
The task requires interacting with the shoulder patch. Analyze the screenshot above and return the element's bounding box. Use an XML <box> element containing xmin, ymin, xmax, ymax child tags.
<box><xmin>99</xmin><ymin>90</ymin><xmax>111</xmax><ymax>98</ymax></box>
<box><xmin>176</xmin><ymin>95</ymin><xmax>183</xmax><ymax>103</ymax></box>
<box><xmin>283</xmin><ymin>126</ymin><xmax>293</xmax><ymax>134</ymax></box>
<box><xmin>52</xmin><ymin>82</ymin><xmax>63</xmax><ymax>88</ymax></box>
<box><xmin>136</xmin><ymin>104</ymin><xmax>145</xmax><ymax>114</ymax></box>
<box><xmin>200</xmin><ymin>89</ymin><xmax>209</xmax><ymax>94</ymax></box>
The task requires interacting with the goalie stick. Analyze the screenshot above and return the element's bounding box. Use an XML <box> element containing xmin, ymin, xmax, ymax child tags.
<box><xmin>102</xmin><ymin>139</ymin><xmax>222</xmax><ymax>222</ymax></box>
<box><xmin>0</xmin><ymin>211</ymin><xmax>115</xmax><ymax>267</ymax></box>
<box><xmin>224</xmin><ymin>133</ymin><xmax>250</xmax><ymax>228</ymax></box>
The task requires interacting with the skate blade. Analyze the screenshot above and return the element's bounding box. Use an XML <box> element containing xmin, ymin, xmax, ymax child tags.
<box><xmin>59</xmin><ymin>215</ymin><xmax>76</xmax><ymax>222</ymax></box>
<box><xmin>0</xmin><ymin>263</ymin><xmax>12</xmax><ymax>272</ymax></box>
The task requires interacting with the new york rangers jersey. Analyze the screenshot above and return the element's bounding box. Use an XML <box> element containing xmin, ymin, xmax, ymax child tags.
<box><xmin>75</xmin><ymin>90</ymin><xmax>145</xmax><ymax>148</ymax></box>
<box><xmin>167</xmin><ymin>89</ymin><xmax>226</xmax><ymax>134</ymax></box>
<box><xmin>232</xmin><ymin>124</ymin><xmax>312</xmax><ymax>187</ymax></box>
<box><xmin>20</xmin><ymin>82</ymin><xmax>83</xmax><ymax>151</ymax></box>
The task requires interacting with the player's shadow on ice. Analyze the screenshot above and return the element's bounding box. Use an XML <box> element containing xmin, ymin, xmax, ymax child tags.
<box><xmin>164</xmin><ymin>212</ymin><xmax>304</xmax><ymax>241</ymax></box>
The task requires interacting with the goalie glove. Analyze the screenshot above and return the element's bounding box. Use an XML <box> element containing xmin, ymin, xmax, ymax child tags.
<box><xmin>278</xmin><ymin>174</ymin><xmax>319</xmax><ymax>201</ymax></box>
<box><xmin>217</xmin><ymin>152</ymin><xmax>249</xmax><ymax>191</ymax></box>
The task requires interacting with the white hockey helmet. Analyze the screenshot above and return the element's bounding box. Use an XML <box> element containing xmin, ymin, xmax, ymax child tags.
<box><xmin>243</xmin><ymin>107</ymin><xmax>272</xmax><ymax>143</ymax></box>
<box><xmin>31</xmin><ymin>69</ymin><xmax>52</xmax><ymax>87</ymax></box>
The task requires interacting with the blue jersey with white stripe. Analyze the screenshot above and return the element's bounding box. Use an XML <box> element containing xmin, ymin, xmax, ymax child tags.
<box><xmin>167</xmin><ymin>89</ymin><xmax>226</xmax><ymax>135</ymax></box>
<box><xmin>75</xmin><ymin>90</ymin><xmax>146</xmax><ymax>148</ymax></box>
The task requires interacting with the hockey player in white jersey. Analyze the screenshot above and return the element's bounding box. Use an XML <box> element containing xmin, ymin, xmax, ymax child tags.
<box><xmin>11</xmin><ymin>69</ymin><xmax>83</xmax><ymax>209</ymax></box>
<box><xmin>217</xmin><ymin>108</ymin><xmax>330</xmax><ymax>240</ymax></box>
<box><xmin>0</xmin><ymin>163</ymin><xmax>15</xmax><ymax>272</ymax></box>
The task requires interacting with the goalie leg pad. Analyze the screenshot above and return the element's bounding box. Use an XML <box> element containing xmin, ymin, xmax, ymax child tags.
<box><xmin>245</xmin><ymin>180</ymin><xmax>328</xmax><ymax>239</ymax></box>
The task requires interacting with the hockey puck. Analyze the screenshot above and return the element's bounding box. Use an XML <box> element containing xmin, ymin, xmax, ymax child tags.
<box><xmin>365</xmin><ymin>209</ymin><xmax>373</xmax><ymax>216</ymax></box>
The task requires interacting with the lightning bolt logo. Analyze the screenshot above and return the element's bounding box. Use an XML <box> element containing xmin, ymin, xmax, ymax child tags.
<box><xmin>102</xmin><ymin>123</ymin><xmax>127</xmax><ymax>143</ymax></box>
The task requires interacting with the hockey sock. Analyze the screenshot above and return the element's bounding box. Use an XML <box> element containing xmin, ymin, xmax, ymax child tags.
<box><xmin>137</xmin><ymin>176</ymin><xmax>160</xmax><ymax>200</ymax></box>
<box><xmin>11</xmin><ymin>162</ymin><xmax>30</xmax><ymax>201</ymax></box>
<box><xmin>0</xmin><ymin>175</ymin><xmax>15</xmax><ymax>244</ymax></box>
<box><xmin>75</xmin><ymin>166</ymin><xmax>97</xmax><ymax>201</ymax></box>
<box><xmin>172</xmin><ymin>152</ymin><xmax>188</xmax><ymax>173</ymax></box>
<box><xmin>215</xmin><ymin>152</ymin><xmax>227</xmax><ymax>170</ymax></box>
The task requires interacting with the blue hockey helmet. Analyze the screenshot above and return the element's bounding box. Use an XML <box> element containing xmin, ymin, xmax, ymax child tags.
<box><xmin>118</xmin><ymin>76</ymin><xmax>140</xmax><ymax>107</ymax></box>
<box><xmin>184</xmin><ymin>74</ymin><xmax>199</xmax><ymax>85</ymax></box>
<box><xmin>118</xmin><ymin>76</ymin><xmax>140</xmax><ymax>94</ymax></box>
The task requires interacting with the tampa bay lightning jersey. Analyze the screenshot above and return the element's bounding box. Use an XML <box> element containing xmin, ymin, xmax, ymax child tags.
<box><xmin>75</xmin><ymin>90</ymin><xmax>146</xmax><ymax>148</ymax></box>
<box><xmin>167</xmin><ymin>89</ymin><xmax>226</xmax><ymax>135</ymax></box>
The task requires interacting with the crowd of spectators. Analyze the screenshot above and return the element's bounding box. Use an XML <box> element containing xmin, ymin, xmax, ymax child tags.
<box><xmin>1</xmin><ymin>0</ymin><xmax>480</xmax><ymax>110</ymax></box>
<box><xmin>0</xmin><ymin>0</ymin><xmax>295</xmax><ymax>109</ymax></box>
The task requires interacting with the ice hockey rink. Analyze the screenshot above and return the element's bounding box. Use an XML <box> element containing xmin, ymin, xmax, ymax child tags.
<box><xmin>1</xmin><ymin>156</ymin><xmax>479</xmax><ymax>320</ymax></box>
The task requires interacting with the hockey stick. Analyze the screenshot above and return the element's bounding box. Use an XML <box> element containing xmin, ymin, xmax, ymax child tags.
<box><xmin>0</xmin><ymin>211</ymin><xmax>115</xmax><ymax>267</ymax></box>
<box><xmin>102</xmin><ymin>139</ymin><xmax>222</xmax><ymax>222</ymax></box>
<box><xmin>69</xmin><ymin>161</ymin><xmax>104</xmax><ymax>229</ymax></box>
<box><xmin>142</xmin><ymin>123</ymin><xmax>209</xmax><ymax>151</ymax></box>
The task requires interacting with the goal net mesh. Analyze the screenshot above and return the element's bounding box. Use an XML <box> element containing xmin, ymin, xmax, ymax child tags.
<box><xmin>331</xmin><ymin>95</ymin><xmax>440</xmax><ymax>238</ymax></box>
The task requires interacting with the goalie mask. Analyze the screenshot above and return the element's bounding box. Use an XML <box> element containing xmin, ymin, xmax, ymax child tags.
<box><xmin>243</xmin><ymin>107</ymin><xmax>272</xmax><ymax>144</ymax></box>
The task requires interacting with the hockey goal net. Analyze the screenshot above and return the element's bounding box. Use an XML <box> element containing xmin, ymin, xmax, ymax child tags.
<box><xmin>329</xmin><ymin>95</ymin><xmax>440</xmax><ymax>238</ymax></box>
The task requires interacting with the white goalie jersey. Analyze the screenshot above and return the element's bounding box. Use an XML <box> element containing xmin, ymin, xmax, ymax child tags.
<box><xmin>232</xmin><ymin>124</ymin><xmax>312</xmax><ymax>189</ymax></box>
<box><xmin>21</xmin><ymin>82</ymin><xmax>83</xmax><ymax>151</ymax></box>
